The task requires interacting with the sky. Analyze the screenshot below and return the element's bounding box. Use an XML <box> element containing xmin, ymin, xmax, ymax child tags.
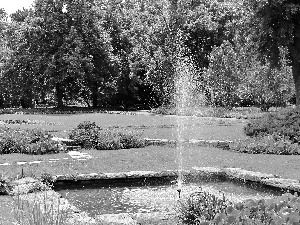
<box><xmin>0</xmin><ymin>0</ymin><xmax>34</xmax><ymax>15</ymax></box>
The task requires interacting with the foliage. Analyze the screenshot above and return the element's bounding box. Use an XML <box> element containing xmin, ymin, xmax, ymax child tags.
<box><xmin>152</xmin><ymin>105</ymin><xmax>266</xmax><ymax>119</ymax></box>
<box><xmin>0</xmin><ymin>128</ymin><xmax>65</xmax><ymax>154</ymax></box>
<box><xmin>203</xmin><ymin>30</ymin><xmax>294</xmax><ymax>110</ymax></box>
<box><xmin>1</xmin><ymin>0</ymin><xmax>298</xmax><ymax>109</ymax></box>
<box><xmin>244</xmin><ymin>108</ymin><xmax>300</xmax><ymax>143</ymax></box>
<box><xmin>178</xmin><ymin>191</ymin><xmax>300</xmax><ymax>225</ymax></box>
<box><xmin>177</xmin><ymin>189</ymin><xmax>230</xmax><ymax>224</ymax></box>
<box><xmin>234</xmin><ymin>108</ymin><xmax>300</xmax><ymax>155</ymax></box>
<box><xmin>229</xmin><ymin>135</ymin><xmax>300</xmax><ymax>155</ymax></box>
<box><xmin>247</xmin><ymin>0</ymin><xmax>300</xmax><ymax>105</ymax></box>
<box><xmin>203</xmin><ymin>41</ymin><xmax>240</xmax><ymax>108</ymax></box>
<box><xmin>2</xmin><ymin>0</ymin><xmax>117</xmax><ymax>108</ymax></box>
<box><xmin>236</xmin><ymin>47</ymin><xmax>294</xmax><ymax>111</ymax></box>
<box><xmin>13</xmin><ymin>192</ymin><xmax>71</xmax><ymax>225</ymax></box>
<box><xmin>0</xmin><ymin>107</ymin><xmax>137</xmax><ymax>115</ymax></box>
<box><xmin>69</xmin><ymin>121</ymin><xmax>145</xmax><ymax>150</ymax></box>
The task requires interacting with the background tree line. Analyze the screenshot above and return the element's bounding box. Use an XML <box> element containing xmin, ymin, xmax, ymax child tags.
<box><xmin>0</xmin><ymin>0</ymin><xmax>299</xmax><ymax>110</ymax></box>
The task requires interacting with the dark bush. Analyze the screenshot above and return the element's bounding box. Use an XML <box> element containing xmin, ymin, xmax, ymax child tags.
<box><xmin>76</xmin><ymin>121</ymin><xmax>98</xmax><ymax>130</ymax></box>
<box><xmin>69</xmin><ymin>121</ymin><xmax>145</xmax><ymax>150</ymax></box>
<box><xmin>0</xmin><ymin>128</ymin><xmax>64</xmax><ymax>154</ymax></box>
<box><xmin>244</xmin><ymin>108</ymin><xmax>300</xmax><ymax>144</ymax></box>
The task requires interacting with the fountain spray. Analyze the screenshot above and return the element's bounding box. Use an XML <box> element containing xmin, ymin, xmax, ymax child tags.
<box><xmin>173</xmin><ymin>29</ymin><xmax>201</xmax><ymax>200</ymax></box>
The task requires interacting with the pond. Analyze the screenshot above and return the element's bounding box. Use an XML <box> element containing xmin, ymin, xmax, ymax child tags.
<box><xmin>55</xmin><ymin>178</ymin><xmax>282</xmax><ymax>217</ymax></box>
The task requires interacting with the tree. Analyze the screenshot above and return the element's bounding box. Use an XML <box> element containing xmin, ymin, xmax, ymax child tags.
<box><xmin>248</xmin><ymin>0</ymin><xmax>300</xmax><ymax>105</ymax></box>
<box><xmin>0</xmin><ymin>9</ymin><xmax>10</xmax><ymax>107</ymax></box>
<box><xmin>204</xmin><ymin>40</ymin><xmax>240</xmax><ymax>108</ymax></box>
<box><xmin>1</xmin><ymin>8</ymin><xmax>40</xmax><ymax>108</ymax></box>
<box><xmin>3</xmin><ymin>0</ymin><xmax>116</xmax><ymax>108</ymax></box>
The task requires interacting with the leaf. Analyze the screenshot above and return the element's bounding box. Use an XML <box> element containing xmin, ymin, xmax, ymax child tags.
<box><xmin>227</xmin><ymin>215</ymin><xmax>236</xmax><ymax>224</ymax></box>
<box><xmin>199</xmin><ymin>222</ymin><xmax>209</xmax><ymax>225</ymax></box>
<box><xmin>289</xmin><ymin>215</ymin><xmax>300</xmax><ymax>224</ymax></box>
<box><xmin>226</xmin><ymin>206</ymin><xmax>234</xmax><ymax>214</ymax></box>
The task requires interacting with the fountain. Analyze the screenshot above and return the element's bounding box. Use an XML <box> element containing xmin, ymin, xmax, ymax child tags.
<box><xmin>51</xmin><ymin>9</ymin><xmax>284</xmax><ymax>223</ymax></box>
<box><xmin>52</xmin><ymin>32</ymin><xmax>284</xmax><ymax>219</ymax></box>
<box><xmin>173</xmin><ymin>31</ymin><xmax>203</xmax><ymax>198</ymax></box>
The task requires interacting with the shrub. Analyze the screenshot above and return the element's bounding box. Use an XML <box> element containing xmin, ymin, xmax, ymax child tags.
<box><xmin>152</xmin><ymin>105</ymin><xmax>267</xmax><ymax>119</ymax></box>
<box><xmin>178</xmin><ymin>191</ymin><xmax>300</xmax><ymax>225</ymax></box>
<box><xmin>0</xmin><ymin>128</ymin><xmax>65</xmax><ymax>154</ymax></box>
<box><xmin>177</xmin><ymin>189</ymin><xmax>231</xmax><ymax>224</ymax></box>
<box><xmin>229</xmin><ymin>135</ymin><xmax>300</xmax><ymax>155</ymax></box>
<box><xmin>69</xmin><ymin>121</ymin><xmax>145</xmax><ymax>150</ymax></box>
<box><xmin>244</xmin><ymin>108</ymin><xmax>300</xmax><ymax>144</ymax></box>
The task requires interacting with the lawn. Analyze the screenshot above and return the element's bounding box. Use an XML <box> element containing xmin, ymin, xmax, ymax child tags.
<box><xmin>0</xmin><ymin>112</ymin><xmax>246</xmax><ymax>140</ymax></box>
<box><xmin>0</xmin><ymin>145</ymin><xmax>299</xmax><ymax>180</ymax></box>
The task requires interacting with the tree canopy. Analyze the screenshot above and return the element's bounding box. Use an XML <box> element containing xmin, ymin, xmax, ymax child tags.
<box><xmin>0</xmin><ymin>0</ymin><xmax>296</xmax><ymax>109</ymax></box>
<box><xmin>248</xmin><ymin>0</ymin><xmax>300</xmax><ymax>105</ymax></box>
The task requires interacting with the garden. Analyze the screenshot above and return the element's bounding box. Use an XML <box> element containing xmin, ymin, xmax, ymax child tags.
<box><xmin>1</xmin><ymin>0</ymin><xmax>300</xmax><ymax>224</ymax></box>
<box><xmin>0</xmin><ymin>106</ymin><xmax>300</xmax><ymax>224</ymax></box>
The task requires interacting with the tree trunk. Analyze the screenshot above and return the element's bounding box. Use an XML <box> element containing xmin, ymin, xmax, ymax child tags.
<box><xmin>292</xmin><ymin>60</ymin><xmax>300</xmax><ymax>107</ymax></box>
<box><xmin>290</xmin><ymin>26</ymin><xmax>300</xmax><ymax>107</ymax></box>
<box><xmin>92</xmin><ymin>82</ymin><xmax>98</xmax><ymax>108</ymax></box>
<box><xmin>56</xmin><ymin>82</ymin><xmax>64</xmax><ymax>108</ymax></box>
<box><xmin>20</xmin><ymin>89</ymin><xmax>33</xmax><ymax>108</ymax></box>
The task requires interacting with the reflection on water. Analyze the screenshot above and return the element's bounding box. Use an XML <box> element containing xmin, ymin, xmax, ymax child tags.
<box><xmin>58</xmin><ymin>181</ymin><xmax>281</xmax><ymax>217</ymax></box>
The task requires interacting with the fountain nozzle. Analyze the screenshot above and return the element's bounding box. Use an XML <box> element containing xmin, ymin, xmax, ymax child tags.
<box><xmin>177</xmin><ymin>188</ymin><xmax>181</xmax><ymax>198</ymax></box>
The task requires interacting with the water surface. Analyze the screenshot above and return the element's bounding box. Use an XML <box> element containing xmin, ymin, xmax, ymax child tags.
<box><xmin>57</xmin><ymin>180</ymin><xmax>281</xmax><ymax>217</ymax></box>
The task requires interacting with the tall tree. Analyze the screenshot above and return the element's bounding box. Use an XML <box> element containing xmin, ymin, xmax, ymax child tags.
<box><xmin>248</xmin><ymin>0</ymin><xmax>300</xmax><ymax>105</ymax></box>
<box><xmin>4</xmin><ymin>0</ymin><xmax>115</xmax><ymax>108</ymax></box>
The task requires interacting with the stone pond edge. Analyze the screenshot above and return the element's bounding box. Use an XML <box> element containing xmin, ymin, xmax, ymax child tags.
<box><xmin>3</xmin><ymin>167</ymin><xmax>300</xmax><ymax>224</ymax></box>
<box><xmin>51</xmin><ymin>167</ymin><xmax>300</xmax><ymax>192</ymax></box>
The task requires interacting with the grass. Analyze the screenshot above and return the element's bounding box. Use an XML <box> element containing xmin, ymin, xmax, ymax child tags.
<box><xmin>0</xmin><ymin>112</ymin><xmax>247</xmax><ymax>140</ymax></box>
<box><xmin>151</xmin><ymin>105</ymin><xmax>287</xmax><ymax>118</ymax></box>
<box><xmin>0</xmin><ymin>146</ymin><xmax>299</xmax><ymax>180</ymax></box>
<box><xmin>0</xmin><ymin>153</ymin><xmax>72</xmax><ymax>165</ymax></box>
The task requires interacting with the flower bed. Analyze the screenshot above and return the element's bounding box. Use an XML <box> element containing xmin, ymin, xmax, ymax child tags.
<box><xmin>0</xmin><ymin>128</ymin><xmax>65</xmax><ymax>154</ymax></box>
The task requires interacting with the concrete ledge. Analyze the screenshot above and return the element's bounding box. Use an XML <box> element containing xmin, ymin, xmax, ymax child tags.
<box><xmin>8</xmin><ymin>177</ymin><xmax>50</xmax><ymax>195</ymax></box>
<box><xmin>7</xmin><ymin>167</ymin><xmax>300</xmax><ymax>225</ymax></box>
<box><xmin>7</xmin><ymin>168</ymin><xmax>300</xmax><ymax>195</ymax></box>
<box><xmin>193</xmin><ymin>166</ymin><xmax>226</xmax><ymax>177</ymax></box>
<box><xmin>223</xmin><ymin>168</ymin><xmax>277</xmax><ymax>182</ymax></box>
<box><xmin>50</xmin><ymin>168</ymin><xmax>300</xmax><ymax>195</ymax></box>
<box><xmin>53</xmin><ymin>171</ymin><xmax>179</xmax><ymax>182</ymax></box>
<box><xmin>261</xmin><ymin>178</ymin><xmax>300</xmax><ymax>192</ymax></box>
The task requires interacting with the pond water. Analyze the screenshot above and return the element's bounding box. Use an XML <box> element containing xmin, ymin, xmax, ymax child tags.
<box><xmin>56</xmin><ymin>180</ymin><xmax>282</xmax><ymax>217</ymax></box>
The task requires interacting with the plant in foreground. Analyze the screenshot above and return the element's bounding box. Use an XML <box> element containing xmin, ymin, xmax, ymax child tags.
<box><xmin>177</xmin><ymin>189</ymin><xmax>231</xmax><ymax>224</ymax></box>
<box><xmin>13</xmin><ymin>192</ymin><xmax>71</xmax><ymax>225</ymax></box>
<box><xmin>178</xmin><ymin>190</ymin><xmax>300</xmax><ymax>225</ymax></box>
